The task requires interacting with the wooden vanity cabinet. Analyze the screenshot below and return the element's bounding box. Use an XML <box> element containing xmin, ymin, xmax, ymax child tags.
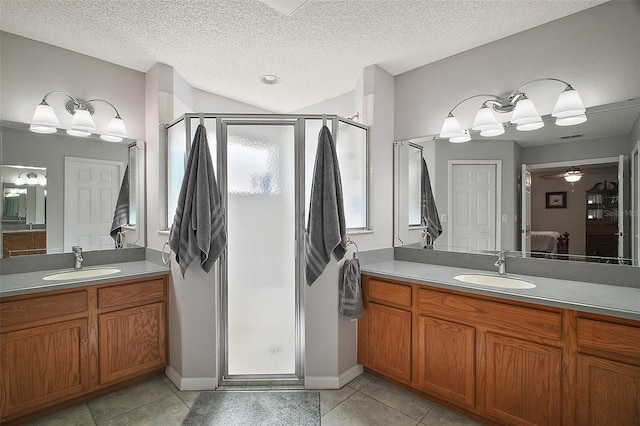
<box><xmin>358</xmin><ymin>277</ymin><xmax>412</xmax><ymax>385</ymax></box>
<box><xmin>2</xmin><ymin>231</ymin><xmax>47</xmax><ymax>257</ymax></box>
<box><xmin>359</xmin><ymin>274</ymin><xmax>640</xmax><ymax>426</ymax></box>
<box><xmin>0</xmin><ymin>274</ymin><xmax>169</xmax><ymax>424</ymax></box>
<box><xmin>575</xmin><ymin>316</ymin><xmax>640</xmax><ymax>425</ymax></box>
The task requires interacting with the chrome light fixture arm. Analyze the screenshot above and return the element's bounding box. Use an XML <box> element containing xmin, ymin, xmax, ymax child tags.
<box><xmin>85</xmin><ymin>98</ymin><xmax>123</xmax><ymax>119</ymax></box>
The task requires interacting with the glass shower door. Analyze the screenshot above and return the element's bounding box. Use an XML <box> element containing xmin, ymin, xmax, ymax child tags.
<box><xmin>221</xmin><ymin>120</ymin><xmax>302</xmax><ymax>384</ymax></box>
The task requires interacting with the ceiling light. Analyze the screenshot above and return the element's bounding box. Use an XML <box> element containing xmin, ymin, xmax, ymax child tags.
<box><xmin>260</xmin><ymin>74</ymin><xmax>281</xmax><ymax>85</ymax></box>
<box><xmin>439</xmin><ymin>78</ymin><xmax>587</xmax><ymax>142</ymax></box>
<box><xmin>30</xmin><ymin>91</ymin><xmax>128</xmax><ymax>141</ymax></box>
<box><xmin>563</xmin><ymin>170</ymin><xmax>583</xmax><ymax>183</ymax></box>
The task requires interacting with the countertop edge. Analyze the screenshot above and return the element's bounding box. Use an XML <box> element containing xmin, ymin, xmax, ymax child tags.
<box><xmin>0</xmin><ymin>261</ymin><xmax>170</xmax><ymax>298</ymax></box>
<box><xmin>361</xmin><ymin>262</ymin><xmax>640</xmax><ymax>322</ymax></box>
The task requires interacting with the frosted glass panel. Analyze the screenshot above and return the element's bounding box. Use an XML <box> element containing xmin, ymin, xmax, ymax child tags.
<box><xmin>337</xmin><ymin>120</ymin><xmax>367</xmax><ymax>229</ymax></box>
<box><xmin>167</xmin><ymin>120</ymin><xmax>185</xmax><ymax>225</ymax></box>
<box><xmin>305</xmin><ymin>119</ymin><xmax>368</xmax><ymax>229</ymax></box>
<box><xmin>227</xmin><ymin>124</ymin><xmax>296</xmax><ymax>375</ymax></box>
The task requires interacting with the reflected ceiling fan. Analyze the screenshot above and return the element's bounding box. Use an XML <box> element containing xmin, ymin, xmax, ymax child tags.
<box><xmin>540</xmin><ymin>166</ymin><xmax>615</xmax><ymax>183</ymax></box>
<box><xmin>540</xmin><ymin>166</ymin><xmax>584</xmax><ymax>183</ymax></box>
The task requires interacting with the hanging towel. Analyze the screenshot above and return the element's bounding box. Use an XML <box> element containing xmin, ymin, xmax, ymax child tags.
<box><xmin>169</xmin><ymin>124</ymin><xmax>227</xmax><ymax>277</ymax></box>
<box><xmin>305</xmin><ymin>125</ymin><xmax>347</xmax><ymax>286</ymax></box>
<box><xmin>421</xmin><ymin>157</ymin><xmax>442</xmax><ymax>243</ymax></box>
<box><xmin>339</xmin><ymin>257</ymin><xmax>363</xmax><ymax>319</ymax></box>
<box><xmin>110</xmin><ymin>165</ymin><xmax>130</xmax><ymax>248</ymax></box>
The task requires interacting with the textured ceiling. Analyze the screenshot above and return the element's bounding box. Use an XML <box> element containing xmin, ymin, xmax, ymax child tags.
<box><xmin>0</xmin><ymin>0</ymin><xmax>608</xmax><ymax>113</ymax></box>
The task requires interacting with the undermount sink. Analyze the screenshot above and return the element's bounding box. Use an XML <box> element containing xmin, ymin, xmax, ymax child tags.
<box><xmin>42</xmin><ymin>268</ymin><xmax>121</xmax><ymax>281</ymax></box>
<box><xmin>454</xmin><ymin>274</ymin><xmax>536</xmax><ymax>289</ymax></box>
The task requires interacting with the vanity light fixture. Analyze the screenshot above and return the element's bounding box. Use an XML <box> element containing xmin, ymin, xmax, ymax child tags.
<box><xmin>14</xmin><ymin>171</ymin><xmax>46</xmax><ymax>186</ymax></box>
<box><xmin>439</xmin><ymin>78</ymin><xmax>586</xmax><ymax>143</ymax></box>
<box><xmin>30</xmin><ymin>91</ymin><xmax>128</xmax><ymax>142</ymax></box>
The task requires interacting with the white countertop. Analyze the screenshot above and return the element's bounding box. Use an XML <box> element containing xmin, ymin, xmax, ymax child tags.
<box><xmin>0</xmin><ymin>261</ymin><xmax>170</xmax><ymax>298</ymax></box>
<box><xmin>361</xmin><ymin>260</ymin><xmax>640</xmax><ymax>321</ymax></box>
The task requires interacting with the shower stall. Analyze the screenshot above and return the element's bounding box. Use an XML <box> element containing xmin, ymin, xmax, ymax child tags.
<box><xmin>165</xmin><ymin>114</ymin><xmax>368</xmax><ymax>386</ymax></box>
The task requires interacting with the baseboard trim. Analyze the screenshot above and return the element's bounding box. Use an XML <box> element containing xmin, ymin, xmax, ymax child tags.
<box><xmin>165</xmin><ymin>366</ymin><xmax>218</xmax><ymax>391</ymax></box>
<box><xmin>305</xmin><ymin>364</ymin><xmax>364</xmax><ymax>389</ymax></box>
<box><xmin>338</xmin><ymin>364</ymin><xmax>364</xmax><ymax>387</ymax></box>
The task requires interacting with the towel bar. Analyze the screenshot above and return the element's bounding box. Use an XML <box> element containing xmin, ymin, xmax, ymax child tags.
<box><xmin>346</xmin><ymin>236</ymin><xmax>359</xmax><ymax>258</ymax></box>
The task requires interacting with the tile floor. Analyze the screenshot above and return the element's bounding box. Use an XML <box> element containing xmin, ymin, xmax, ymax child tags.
<box><xmin>26</xmin><ymin>373</ymin><xmax>483</xmax><ymax>426</ymax></box>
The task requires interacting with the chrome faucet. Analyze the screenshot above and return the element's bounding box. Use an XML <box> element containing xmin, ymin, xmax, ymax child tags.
<box><xmin>72</xmin><ymin>246</ymin><xmax>84</xmax><ymax>270</ymax></box>
<box><xmin>495</xmin><ymin>250</ymin><xmax>506</xmax><ymax>275</ymax></box>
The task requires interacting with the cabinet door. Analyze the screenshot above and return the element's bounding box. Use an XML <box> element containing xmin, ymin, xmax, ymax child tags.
<box><xmin>99</xmin><ymin>302</ymin><xmax>166</xmax><ymax>384</ymax></box>
<box><xmin>485</xmin><ymin>333</ymin><xmax>561</xmax><ymax>426</ymax></box>
<box><xmin>367</xmin><ymin>302</ymin><xmax>411</xmax><ymax>384</ymax></box>
<box><xmin>577</xmin><ymin>354</ymin><xmax>640</xmax><ymax>426</ymax></box>
<box><xmin>1</xmin><ymin>319</ymin><xmax>88</xmax><ymax>419</ymax></box>
<box><xmin>416</xmin><ymin>315</ymin><xmax>475</xmax><ymax>407</ymax></box>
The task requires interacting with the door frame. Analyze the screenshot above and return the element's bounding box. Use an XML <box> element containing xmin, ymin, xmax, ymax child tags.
<box><xmin>631</xmin><ymin>142</ymin><xmax>639</xmax><ymax>263</ymax></box>
<box><xmin>521</xmin><ymin>156</ymin><xmax>622</xmax><ymax>255</ymax></box>
<box><xmin>447</xmin><ymin>160</ymin><xmax>502</xmax><ymax>251</ymax></box>
<box><xmin>217</xmin><ymin>118</ymin><xmax>305</xmax><ymax>387</ymax></box>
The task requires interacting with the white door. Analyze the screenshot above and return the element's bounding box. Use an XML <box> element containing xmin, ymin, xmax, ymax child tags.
<box><xmin>449</xmin><ymin>162</ymin><xmax>500</xmax><ymax>252</ymax></box>
<box><xmin>64</xmin><ymin>157</ymin><xmax>125</xmax><ymax>252</ymax></box>
<box><xmin>521</xmin><ymin>164</ymin><xmax>532</xmax><ymax>254</ymax></box>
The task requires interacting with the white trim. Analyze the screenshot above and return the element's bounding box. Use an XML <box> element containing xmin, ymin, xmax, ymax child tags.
<box><xmin>164</xmin><ymin>366</ymin><xmax>218</xmax><ymax>391</ymax></box>
<box><xmin>632</xmin><ymin>142</ymin><xmax>640</xmax><ymax>263</ymax></box>
<box><xmin>304</xmin><ymin>365</ymin><xmax>363</xmax><ymax>390</ymax></box>
<box><xmin>447</xmin><ymin>160</ymin><xmax>502</xmax><ymax>251</ymax></box>
<box><xmin>304</xmin><ymin>376</ymin><xmax>339</xmax><ymax>389</ymax></box>
<box><xmin>339</xmin><ymin>364</ymin><xmax>364</xmax><ymax>387</ymax></box>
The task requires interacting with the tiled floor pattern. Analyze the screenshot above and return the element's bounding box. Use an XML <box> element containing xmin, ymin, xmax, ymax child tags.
<box><xmin>26</xmin><ymin>373</ymin><xmax>483</xmax><ymax>426</ymax></box>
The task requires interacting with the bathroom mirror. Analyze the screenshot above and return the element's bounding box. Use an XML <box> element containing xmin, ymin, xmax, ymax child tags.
<box><xmin>394</xmin><ymin>98</ymin><xmax>640</xmax><ymax>266</ymax></box>
<box><xmin>0</xmin><ymin>121</ymin><xmax>146</xmax><ymax>257</ymax></box>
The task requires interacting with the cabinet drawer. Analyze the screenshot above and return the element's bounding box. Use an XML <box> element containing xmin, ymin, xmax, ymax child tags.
<box><xmin>98</xmin><ymin>278</ymin><xmax>165</xmax><ymax>310</ymax></box>
<box><xmin>418</xmin><ymin>288</ymin><xmax>561</xmax><ymax>343</ymax></box>
<box><xmin>368</xmin><ymin>279</ymin><xmax>412</xmax><ymax>308</ymax></box>
<box><xmin>1</xmin><ymin>291</ymin><xmax>87</xmax><ymax>330</ymax></box>
<box><xmin>577</xmin><ymin>318</ymin><xmax>640</xmax><ymax>363</ymax></box>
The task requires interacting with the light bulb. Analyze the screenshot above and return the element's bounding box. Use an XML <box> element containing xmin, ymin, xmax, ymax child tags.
<box><xmin>439</xmin><ymin>115</ymin><xmax>463</xmax><ymax>138</ymax></box>
<box><xmin>552</xmin><ymin>87</ymin><xmax>586</xmax><ymax>118</ymax></box>
<box><xmin>511</xmin><ymin>97</ymin><xmax>541</xmax><ymax>124</ymax></box>
<box><xmin>472</xmin><ymin>106</ymin><xmax>498</xmax><ymax>130</ymax></box>
<box><xmin>69</xmin><ymin>108</ymin><xmax>96</xmax><ymax>133</ymax></box>
<box><xmin>30</xmin><ymin>102</ymin><xmax>60</xmax><ymax>134</ymax></box>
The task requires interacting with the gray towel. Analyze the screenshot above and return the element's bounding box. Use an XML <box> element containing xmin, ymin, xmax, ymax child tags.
<box><xmin>169</xmin><ymin>124</ymin><xmax>227</xmax><ymax>277</ymax></box>
<box><xmin>421</xmin><ymin>158</ymin><xmax>442</xmax><ymax>242</ymax></box>
<box><xmin>110</xmin><ymin>165</ymin><xmax>130</xmax><ymax>248</ymax></box>
<box><xmin>305</xmin><ymin>125</ymin><xmax>347</xmax><ymax>286</ymax></box>
<box><xmin>339</xmin><ymin>257</ymin><xmax>362</xmax><ymax>319</ymax></box>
